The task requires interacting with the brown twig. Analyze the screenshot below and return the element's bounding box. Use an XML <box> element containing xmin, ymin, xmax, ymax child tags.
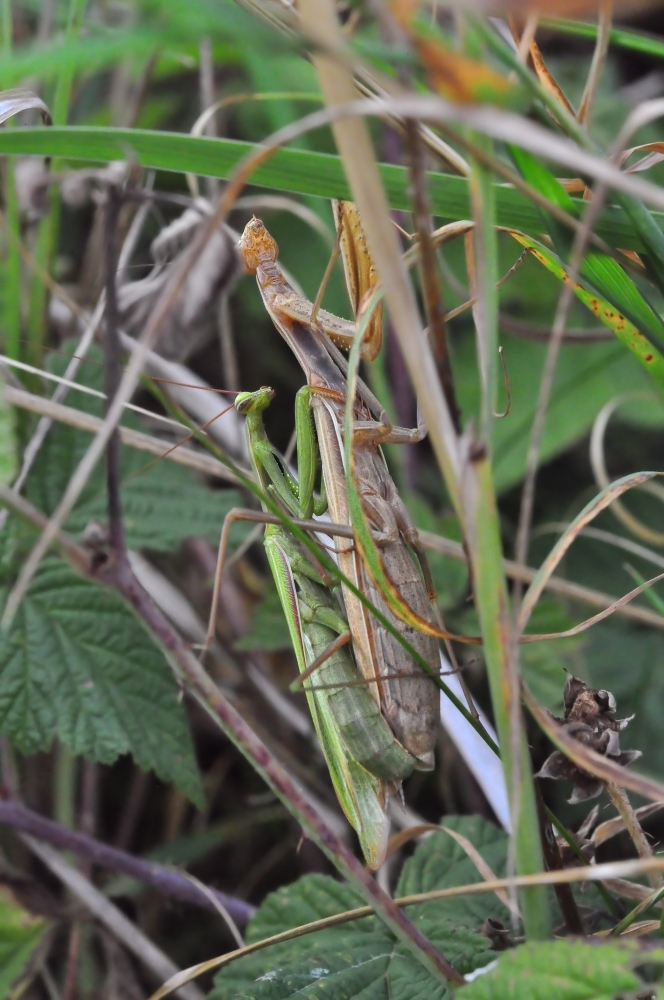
<box><xmin>404</xmin><ymin>120</ymin><xmax>461</xmax><ymax>432</ymax></box>
<box><xmin>103</xmin><ymin>184</ymin><xmax>127</xmax><ymax>559</ymax></box>
<box><xmin>607</xmin><ymin>783</ymin><xmax>663</xmax><ymax>890</ymax></box>
<box><xmin>0</xmin><ymin>798</ymin><xmax>256</xmax><ymax>923</ymax></box>
<box><xmin>534</xmin><ymin>780</ymin><xmax>584</xmax><ymax>934</ymax></box>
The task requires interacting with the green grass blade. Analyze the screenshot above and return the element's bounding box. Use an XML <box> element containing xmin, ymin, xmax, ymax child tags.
<box><xmin>26</xmin><ymin>0</ymin><xmax>89</xmax><ymax>367</ymax></box>
<box><xmin>510</xmin><ymin>232</ymin><xmax>664</xmax><ymax>387</ymax></box>
<box><xmin>541</xmin><ymin>17</ymin><xmax>664</xmax><ymax>60</ymax></box>
<box><xmin>0</xmin><ymin>127</ymin><xmax>662</xmax><ymax>251</ymax></box>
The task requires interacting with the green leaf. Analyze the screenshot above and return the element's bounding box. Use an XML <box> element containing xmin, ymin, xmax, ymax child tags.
<box><xmin>0</xmin><ymin>559</ymin><xmax>203</xmax><ymax>804</ymax></box>
<box><xmin>0</xmin><ymin>886</ymin><xmax>48</xmax><ymax>999</ymax></box>
<box><xmin>212</xmin><ymin>872</ymin><xmax>494</xmax><ymax>1000</ymax></box>
<box><xmin>455</xmin><ymin>331</ymin><xmax>664</xmax><ymax>493</ymax></box>
<box><xmin>0</xmin><ymin>127</ymin><xmax>659</xmax><ymax>252</ymax></box>
<box><xmin>234</xmin><ymin>584</ymin><xmax>292</xmax><ymax>652</ymax></box>
<box><xmin>212</xmin><ymin>818</ymin><xmax>507</xmax><ymax>1000</ymax></box>
<box><xmin>459</xmin><ymin>940</ymin><xmax>645</xmax><ymax>999</ymax></box>
<box><xmin>542</xmin><ymin>17</ymin><xmax>664</xmax><ymax>60</ymax></box>
<box><xmin>510</xmin><ymin>233</ymin><xmax>664</xmax><ymax>386</ymax></box>
<box><xmin>0</xmin><ymin>0</ymin><xmax>282</xmax><ymax>88</ymax></box>
<box><xmin>581</xmin><ymin>252</ymin><xmax>664</xmax><ymax>349</ymax></box>
<box><xmin>396</xmin><ymin>816</ymin><xmax>508</xmax><ymax>929</ymax></box>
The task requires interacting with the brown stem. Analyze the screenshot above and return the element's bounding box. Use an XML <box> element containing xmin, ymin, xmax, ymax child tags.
<box><xmin>62</xmin><ymin>922</ymin><xmax>81</xmax><ymax>1000</ymax></box>
<box><xmin>404</xmin><ymin>121</ymin><xmax>461</xmax><ymax>433</ymax></box>
<box><xmin>607</xmin><ymin>783</ymin><xmax>663</xmax><ymax>890</ymax></box>
<box><xmin>0</xmin><ymin>798</ymin><xmax>255</xmax><ymax>924</ymax></box>
<box><xmin>103</xmin><ymin>185</ymin><xmax>127</xmax><ymax>558</ymax></box>
<box><xmin>535</xmin><ymin>781</ymin><xmax>584</xmax><ymax>934</ymax></box>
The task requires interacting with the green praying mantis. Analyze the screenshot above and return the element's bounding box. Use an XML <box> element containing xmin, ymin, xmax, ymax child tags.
<box><xmin>204</xmin><ymin>209</ymin><xmax>467</xmax><ymax>868</ymax></box>
<box><xmin>237</xmin><ymin>214</ymin><xmax>446</xmax><ymax>775</ymax></box>
<box><xmin>234</xmin><ymin>385</ymin><xmax>421</xmax><ymax>868</ymax></box>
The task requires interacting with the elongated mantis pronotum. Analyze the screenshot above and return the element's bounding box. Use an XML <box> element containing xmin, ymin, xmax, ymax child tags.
<box><xmin>231</xmin><ymin>385</ymin><xmax>423</xmax><ymax>867</ymax></box>
<box><xmin>238</xmin><ymin>214</ymin><xmax>447</xmax><ymax>772</ymax></box>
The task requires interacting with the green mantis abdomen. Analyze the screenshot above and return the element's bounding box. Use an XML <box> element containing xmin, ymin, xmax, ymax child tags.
<box><xmin>299</xmin><ymin>586</ymin><xmax>417</xmax><ymax>783</ymax></box>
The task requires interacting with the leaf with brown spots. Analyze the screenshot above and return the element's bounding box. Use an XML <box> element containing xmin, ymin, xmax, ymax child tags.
<box><xmin>508</xmin><ymin>231</ymin><xmax>664</xmax><ymax>387</ymax></box>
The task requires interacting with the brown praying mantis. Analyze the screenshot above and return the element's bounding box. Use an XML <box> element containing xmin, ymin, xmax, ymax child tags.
<box><xmin>237</xmin><ymin>211</ymin><xmax>444</xmax><ymax>771</ymax></box>
<box><xmin>202</xmin><ymin>206</ymin><xmax>482</xmax><ymax>865</ymax></box>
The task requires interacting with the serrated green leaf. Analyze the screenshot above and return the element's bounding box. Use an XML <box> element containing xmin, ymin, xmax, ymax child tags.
<box><xmin>212</xmin><ymin>872</ymin><xmax>494</xmax><ymax>1000</ymax></box>
<box><xmin>0</xmin><ymin>559</ymin><xmax>203</xmax><ymax>804</ymax></box>
<box><xmin>0</xmin><ymin>128</ymin><xmax>660</xmax><ymax>251</ymax></box>
<box><xmin>459</xmin><ymin>941</ymin><xmax>644</xmax><ymax>999</ymax></box>
<box><xmin>396</xmin><ymin>816</ymin><xmax>508</xmax><ymax>929</ymax></box>
<box><xmin>0</xmin><ymin>886</ymin><xmax>48</xmax><ymax>999</ymax></box>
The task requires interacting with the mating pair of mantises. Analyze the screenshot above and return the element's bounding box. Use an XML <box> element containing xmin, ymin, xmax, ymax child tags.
<box><xmin>209</xmin><ymin>206</ymin><xmax>464</xmax><ymax>869</ymax></box>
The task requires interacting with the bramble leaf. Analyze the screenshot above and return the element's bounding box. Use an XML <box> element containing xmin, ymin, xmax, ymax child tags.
<box><xmin>212</xmin><ymin>818</ymin><xmax>506</xmax><ymax>1000</ymax></box>
<box><xmin>459</xmin><ymin>940</ymin><xmax>650</xmax><ymax>999</ymax></box>
<box><xmin>0</xmin><ymin>559</ymin><xmax>203</xmax><ymax>804</ymax></box>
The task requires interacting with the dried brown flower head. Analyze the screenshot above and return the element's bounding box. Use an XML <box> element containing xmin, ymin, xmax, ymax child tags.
<box><xmin>536</xmin><ymin>675</ymin><xmax>640</xmax><ymax>804</ymax></box>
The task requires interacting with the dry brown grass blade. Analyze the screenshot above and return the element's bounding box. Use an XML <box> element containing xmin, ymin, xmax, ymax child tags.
<box><xmin>520</xmin><ymin>570</ymin><xmax>664</xmax><ymax>640</ymax></box>
<box><xmin>2</xmin><ymin>384</ymin><xmax>243</xmax><ymax>485</ymax></box>
<box><xmin>621</xmin><ymin>142</ymin><xmax>664</xmax><ymax>174</ymax></box>
<box><xmin>594</xmin><ymin>803</ymin><xmax>664</xmax><ymax>847</ymax></box>
<box><xmin>420</xmin><ymin>529</ymin><xmax>664</xmax><ymax>630</ymax></box>
<box><xmin>0</xmin><ymin>88</ymin><xmax>52</xmax><ymax>125</ymax></box>
<box><xmin>147</xmin><ymin>851</ymin><xmax>664</xmax><ymax>1000</ymax></box>
<box><xmin>517</xmin><ymin>471</ymin><xmax>659</xmax><ymax>632</ymax></box>
<box><xmin>590</xmin><ymin>400</ymin><xmax>664</xmax><ymax>546</ymax></box>
<box><xmin>523</xmin><ymin>683</ymin><xmax>664</xmax><ymax>803</ymax></box>
<box><xmin>479</xmin><ymin>0</ymin><xmax>663</xmax><ymax>13</ymax></box>
<box><xmin>578</xmin><ymin>0</ymin><xmax>613</xmax><ymax>125</ymax></box>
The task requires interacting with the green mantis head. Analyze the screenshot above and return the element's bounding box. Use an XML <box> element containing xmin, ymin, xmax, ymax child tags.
<box><xmin>235</xmin><ymin>386</ymin><xmax>275</xmax><ymax>416</ymax></box>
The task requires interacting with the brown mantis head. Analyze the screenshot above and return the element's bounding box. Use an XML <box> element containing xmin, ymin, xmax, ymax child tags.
<box><xmin>238</xmin><ymin>217</ymin><xmax>279</xmax><ymax>274</ymax></box>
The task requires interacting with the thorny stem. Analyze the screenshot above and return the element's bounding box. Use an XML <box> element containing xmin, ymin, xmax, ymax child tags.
<box><xmin>103</xmin><ymin>185</ymin><xmax>127</xmax><ymax>558</ymax></box>
<box><xmin>607</xmin><ymin>783</ymin><xmax>663</xmax><ymax>890</ymax></box>
<box><xmin>0</xmin><ymin>798</ymin><xmax>256</xmax><ymax>923</ymax></box>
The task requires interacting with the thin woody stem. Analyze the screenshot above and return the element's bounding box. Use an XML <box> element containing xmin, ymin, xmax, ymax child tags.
<box><xmin>0</xmin><ymin>798</ymin><xmax>256</xmax><ymax>923</ymax></box>
<box><xmin>103</xmin><ymin>184</ymin><xmax>127</xmax><ymax>559</ymax></box>
<box><xmin>404</xmin><ymin>121</ymin><xmax>461</xmax><ymax>433</ymax></box>
<box><xmin>607</xmin><ymin>783</ymin><xmax>663</xmax><ymax>889</ymax></box>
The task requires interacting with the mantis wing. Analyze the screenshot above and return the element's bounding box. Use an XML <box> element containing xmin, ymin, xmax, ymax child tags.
<box><xmin>264</xmin><ymin>526</ymin><xmax>389</xmax><ymax>870</ymax></box>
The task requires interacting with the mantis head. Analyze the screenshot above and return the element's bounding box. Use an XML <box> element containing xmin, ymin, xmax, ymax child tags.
<box><xmin>238</xmin><ymin>217</ymin><xmax>278</xmax><ymax>274</ymax></box>
<box><xmin>235</xmin><ymin>386</ymin><xmax>276</xmax><ymax>416</ymax></box>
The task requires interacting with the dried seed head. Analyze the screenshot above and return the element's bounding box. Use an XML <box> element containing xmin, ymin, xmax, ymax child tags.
<box><xmin>537</xmin><ymin>676</ymin><xmax>639</xmax><ymax>804</ymax></box>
